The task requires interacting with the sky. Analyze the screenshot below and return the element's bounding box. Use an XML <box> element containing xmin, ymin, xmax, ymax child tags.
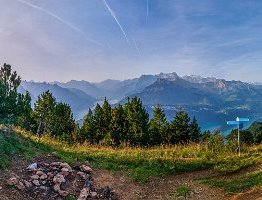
<box><xmin>1</xmin><ymin>0</ymin><xmax>262</xmax><ymax>82</ymax></box>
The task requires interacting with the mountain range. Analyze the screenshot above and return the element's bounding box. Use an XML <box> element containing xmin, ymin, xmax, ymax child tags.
<box><xmin>18</xmin><ymin>72</ymin><xmax>262</xmax><ymax>132</ymax></box>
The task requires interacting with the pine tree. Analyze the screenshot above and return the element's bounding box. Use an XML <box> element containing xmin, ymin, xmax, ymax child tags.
<box><xmin>0</xmin><ymin>63</ymin><xmax>21</xmax><ymax>124</ymax></box>
<box><xmin>15</xmin><ymin>91</ymin><xmax>35</xmax><ymax>131</ymax></box>
<box><xmin>33</xmin><ymin>90</ymin><xmax>56</xmax><ymax>135</ymax></box>
<box><xmin>102</xmin><ymin>97</ymin><xmax>112</xmax><ymax>135</ymax></box>
<box><xmin>50</xmin><ymin>102</ymin><xmax>76</xmax><ymax>140</ymax></box>
<box><xmin>110</xmin><ymin>104</ymin><xmax>127</xmax><ymax>146</ymax></box>
<box><xmin>149</xmin><ymin>104</ymin><xmax>167</xmax><ymax>145</ymax></box>
<box><xmin>81</xmin><ymin>109</ymin><xmax>96</xmax><ymax>143</ymax></box>
<box><xmin>189</xmin><ymin>116</ymin><xmax>201</xmax><ymax>142</ymax></box>
<box><xmin>124</xmin><ymin>96</ymin><xmax>149</xmax><ymax>146</ymax></box>
<box><xmin>170</xmin><ymin>107</ymin><xmax>190</xmax><ymax>144</ymax></box>
<box><xmin>93</xmin><ymin>103</ymin><xmax>106</xmax><ymax>144</ymax></box>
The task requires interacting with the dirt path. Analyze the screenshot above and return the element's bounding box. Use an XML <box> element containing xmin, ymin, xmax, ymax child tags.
<box><xmin>0</xmin><ymin>155</ymin><xmax>259</xmax><ymax>200</ymax></box>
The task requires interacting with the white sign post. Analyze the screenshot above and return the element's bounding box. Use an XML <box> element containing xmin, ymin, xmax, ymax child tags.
<box><xmin>227</xmin><ymin>117</ymin><xmax>249</xmax><ymax>156</ymax></box>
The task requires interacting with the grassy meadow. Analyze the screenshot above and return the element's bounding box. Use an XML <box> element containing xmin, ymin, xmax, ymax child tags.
<box><xmin>1</xmin><ymin>127</ymin><xmax>262</xmax><ymax>185</ymax></box>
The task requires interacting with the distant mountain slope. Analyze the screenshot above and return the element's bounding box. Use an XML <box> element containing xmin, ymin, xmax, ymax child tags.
<box><xmin>53</xmin><ymin>80</ymin><xmax>101</xmax><ymax>98</ymax></box>
<box><xmin>22</xmin><ymin>72</ymin><xmax>262</xmax><ymax>131</ymax></box>
<box><xmin>122</xmin><ymin>73</ymin><xmax>262</xmax><ymax>131</ymax></box>
<box><xmin>57</xmin><ymin>75</ymin><xmax>157</xmax><ymax>100</ymax></box>
<box><xmin>19</xmin><ymin>81</ymin><xmax>95</xmax><ymax>119</ymax></box>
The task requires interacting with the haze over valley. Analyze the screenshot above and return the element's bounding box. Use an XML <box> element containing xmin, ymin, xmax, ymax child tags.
<box><xmin>19</xmin><ymin>72</ymin><xmax>262</xmax><ymax>132</ymax></box>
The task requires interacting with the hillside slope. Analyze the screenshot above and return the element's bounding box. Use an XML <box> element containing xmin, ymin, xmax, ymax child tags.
<box><xmin>1</xmin><ymin>129</ymin><xmax>262</xmax><ymax>199</ymax></box>
<box><xmin>19</xmin><ymin>81</ymin><xmax>95</xmax><ymax>119</ymax></box>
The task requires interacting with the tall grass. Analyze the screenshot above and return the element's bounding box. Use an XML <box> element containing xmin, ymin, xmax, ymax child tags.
<box><xmin>11</xmin><ymin>127</ymin><xmax>262</xmax><ymax>182</ymax></box>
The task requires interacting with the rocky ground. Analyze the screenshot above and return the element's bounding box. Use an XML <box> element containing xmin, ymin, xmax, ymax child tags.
<box><xmin>1</xmin><ymin>155</ymin><xmax>117</xmax><ymax>200</ymax></box>
<box><xmin>0</xmin><ymin>155</ymin><xmax>261</xmax><ymax>200</ymax></box>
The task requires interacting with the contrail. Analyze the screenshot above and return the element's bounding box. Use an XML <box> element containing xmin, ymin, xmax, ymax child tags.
<box><xmin>133</xmin><ymin>39</ymin><xmax>141</xmax><ymax>56</ymax></box>
<box><xmin>101</xmin><ymin>0</ymin><xmax>129</xmax><ymax>43</ymax></box>
<box><xmin>15</xmin><ymin>0</ymin><xmax>103</xmax><ymax>46</ymax></box>
<box><xmin>146</xmin><ymin>0</ymin><xmax>149</xmax><ymax>24</ymax></box>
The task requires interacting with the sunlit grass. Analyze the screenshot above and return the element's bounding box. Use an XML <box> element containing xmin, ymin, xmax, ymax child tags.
<box><xmin>7</xmin><ymin>127</ymin><xmax>260</xmax><ymax>183</ymax></box>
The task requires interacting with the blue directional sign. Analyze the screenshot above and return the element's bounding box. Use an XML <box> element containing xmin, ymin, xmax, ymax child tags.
<box><xmin>226</xmin><ymin>117</ymin><xmax>249</xmax><ymax>156</ymax></box>
<box><xmin>236</xmin><ymin>117</ymin><xmax>250</xmax><ymax>122</ymax></box>
<box><xmin>227</xmin><ymin>121</ymin><xmax>240</xmax><ymax>125</ymax></box>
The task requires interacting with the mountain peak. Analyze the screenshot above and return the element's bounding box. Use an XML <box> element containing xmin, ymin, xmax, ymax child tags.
<box><xmin>157</xmin><ymin>72</ymin><xmax>179</xmax><ymax>81</ymax></box>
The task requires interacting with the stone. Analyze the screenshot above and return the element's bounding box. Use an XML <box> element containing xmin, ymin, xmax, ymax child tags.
<box><xmin>36</xmin><ymin>171</ymin><xmax>45</xmax><ymax>176</ymax></box>
<box><xmin>80</xmin><ymin>165</ymin><xmax>93</xmax><ymax>173</ymax></box>
<box><xmin>7</xmin><ymin>177</ymin><xmax>19</xmax><ymax>186</ymax></box>
<box><xmin>40</xmin><ymin>174</ymin><xmax>48</xmax><ymax>180</ymax></box>
<box><xmin>84</xmin><ymin>180</ymin><xmax>93</xmax><ymax>189</ymax></box>
<box><xmin>54</xmin><ymin>184</ymin><xmax>60</xmax><ymax>192</ymax></box>
<box><xmin>90</xmin><ymin>191</ymin><xmax>98</xmax><ymax>198</ymax></box>
<box><xmin>24</xmin><ymin>180</ymin><xmax>33</xmax><ymax>188</ymax></box>
<box><xmin>31</xmin><ymin>175</ymin><xmax>39</xmax><ymax>180</ymax></box>
<box><xmin>61</xmin><ymin>167</ymin><xmax>69</xmax><ymax>172</ymax></box>
<box><xmin>53</xmin><ymin>174</ymin><xmax>65</xmax><ymax>184</ymax></box>
<box><xmin>58</xmin><ymin>189</ymin><xmax>69</xmax><ymax>197</ymax></box>
<box><xmin>32</xmin><ymin>180</ymin><xmax>40</xmax><ymax>186</ymax></box>
<box><xmin>27</xmin><ymin>163</ymin><xmax>38</xmax><ymax>171</ymax></box>
<box><xmin>0</xmin><ymin>186</ymin><xmax>2</xmax><ymax>190</ymax></box>
<box><xmin>102</xmin><ymin>186</ymin><xmax>111</xmax><ymax>198</ymax></box>
<box><xmin>50</xmin><ymin>162</ymin><xmax>62</xmax><ymax>166</ymax></box>
<box><xmin>16</xmin><ymin>181</ymin><xmax>25</xmax><ymax>190</ymax></box>
<box><xmin>61</xmin><ymin>171</ymin><xmax>69</xmax><ymax>177</ymax></box>
<box><xmin>60</xmin><ymin>163</ymin><xmax>72</xmax><ymax>171</ymax></box>
<box><xmin>39</xmin><ymin>186</ymin><xmax>49</xmax><ymax>190</ymax></box>
<box><xmin>77</xmin><ymin>171</ymin><xmax>89</xmax><ymax>180</ymax></box>
<box><xmin>77</xmin><ymin>188</ymin><xmax>90</xmax><ymax>200</ymax></box>
<box><xmin>47</xmin><ymin>172</ymin><xmax>54</xmax><ymax>179</ymax></box>
<box><xmin>72</xmin><ymin>165</ymin><xmax>81</xmax><ymax>171</ymax></box>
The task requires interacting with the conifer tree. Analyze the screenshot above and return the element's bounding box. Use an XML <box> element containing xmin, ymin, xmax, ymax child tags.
<box><xmin>33</xmin><ymin>90</ymin><xmax>56</xmax><ymax>135</ymax></box>
<box><xmin>81</xmin><ymin>109</ymin><xmax>96</xmax><ymax>143</ymax></box>
<box><xmin>170</xmin><ymin>107</ymin><xmax>190</xmax><ymax>144</ymax></box>
<box><xmin>93</xmin><ymin>103</ymin><xmax>106</xmax><ymax>144</ymax></box>
<box><xmin>124</xmin><ymin>97</ymin><xmax>149</xmax><ymax>146</ymax></box>
<box><xmin>149</xmin><ymin>104</ymin><xmax>167</xmax><ymax>145</ymax></box>
<box><xmin>110</xmin><ymin>104</ymin><xmax>127</xmax><ymax>146</ymax></box>
<box><xmin>189</xmin><ymin>116</ymin><xmax>201</xmax><ymax>142</ymax></box>
<box><xmin>0</xmin><ymin>63</ymin><xmax>21</xmax><ymax>124</ymax></box>
<box><xmin>50</xmin><ymin>102</ymin><xmax>76</xmax><ymax>140</ymax></box>
<box><xmin>15</xmin><ymin>91</ymin><xmax>34</xmax><ymax>131</ymax></box>
<box><xmin>102</xmin><ymin>97</ymin><xmax>112</xmax><ymax>135</ymax></box>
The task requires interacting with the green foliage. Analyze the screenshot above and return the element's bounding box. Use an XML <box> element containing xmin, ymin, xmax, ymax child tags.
<box><xmin>174</xmin><ymin>185</ymin><xmax>191</xmax><ymax>197</ymax></box>
<box><xmin>169</xmin><ymin>107</ymin><xmax>191</xmax><ymax>144</ymax></box>
<box><xmin>34</xmin><ymin>90</ymin><xmax>56</xmax><ymax>135</ymax></box>
<box><xmin>124</xmin><ymin>97</ymin><xmax>149</xmax><ymax>146</ymax></box>
<box><xmin>50</xmin><ymin>102</ymin><xmax>76</xmax><ymax>140</ymax></box>
<box><xmin>0</xmin><ymin>63</ymin><xmax>21</xmax><ymax>124</ymax></box>
<box><xmin>248</xmin><ymin>121</ymin><xmax>262</xmax><ymax>143</ymax></box>
<box><xmin>200</xmin><ymin>170</ymin><xmax>262</xmax><ymax>193</ymax></box>
<box><xmin>200</xmin><ymin>130</ymin><xmax>211</xmax><ymax>142</ymax></box>
<box><xmin>149</xmin><ymin>104</ymin><xmax>168</xmax><ymax>146</ymax></box>
<box><xmin>206</xmin><ymin>130</ymin><xmax>225</xmax><ymax>154</ymax></box>
<box><xmin>110</xmin><ymin>104</ymin><xmax>127</xmax><ymax>146</ymax></box>
<box><xmin>0</xmin><ymin>131</ymin><xmax>37</xmax><ymax>169</ymax></box>
<box><xmin>15</xmin><ymin>91</ymin><xmax>36</xmax><ymax>131</ymax></box>
<box><xmin>93</xmin><ymin>103</ymin><xmax>106</xmax><ymax>144</ymax></box>
<box><xmin>189</xmin><ymin>116</ymin><xmax>201</xmax><ymax>142</ymax></box>
<box><xmin>226</xmin><ymin>129</ymin><xmax>254</xmax><ymax>145</ymax></box>
<box><xmin>79</xmin><ymin>98</ymin><xmax>203</xmax><ymax>147</ymax></box>
<box><xmin>33</xmin><ymin>91</ymin><xmax>76</xmax><ymax>141</ymax></box>
<box><xmin>80</xmin><ymin>109</ymin><xmax>96</xmax><ymax>143</ymax></box>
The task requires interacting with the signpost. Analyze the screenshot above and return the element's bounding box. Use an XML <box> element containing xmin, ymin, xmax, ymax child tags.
<box><xmin>227</xmin><ymin>117</ymin><xmax>249</xmax><ymax>156</ymax></box>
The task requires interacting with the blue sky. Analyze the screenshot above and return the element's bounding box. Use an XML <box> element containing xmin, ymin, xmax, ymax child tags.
<box><xmin>1</xmin><ymin>0</ymin><xmax>262</xmax><ymax>82</ymax></box>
